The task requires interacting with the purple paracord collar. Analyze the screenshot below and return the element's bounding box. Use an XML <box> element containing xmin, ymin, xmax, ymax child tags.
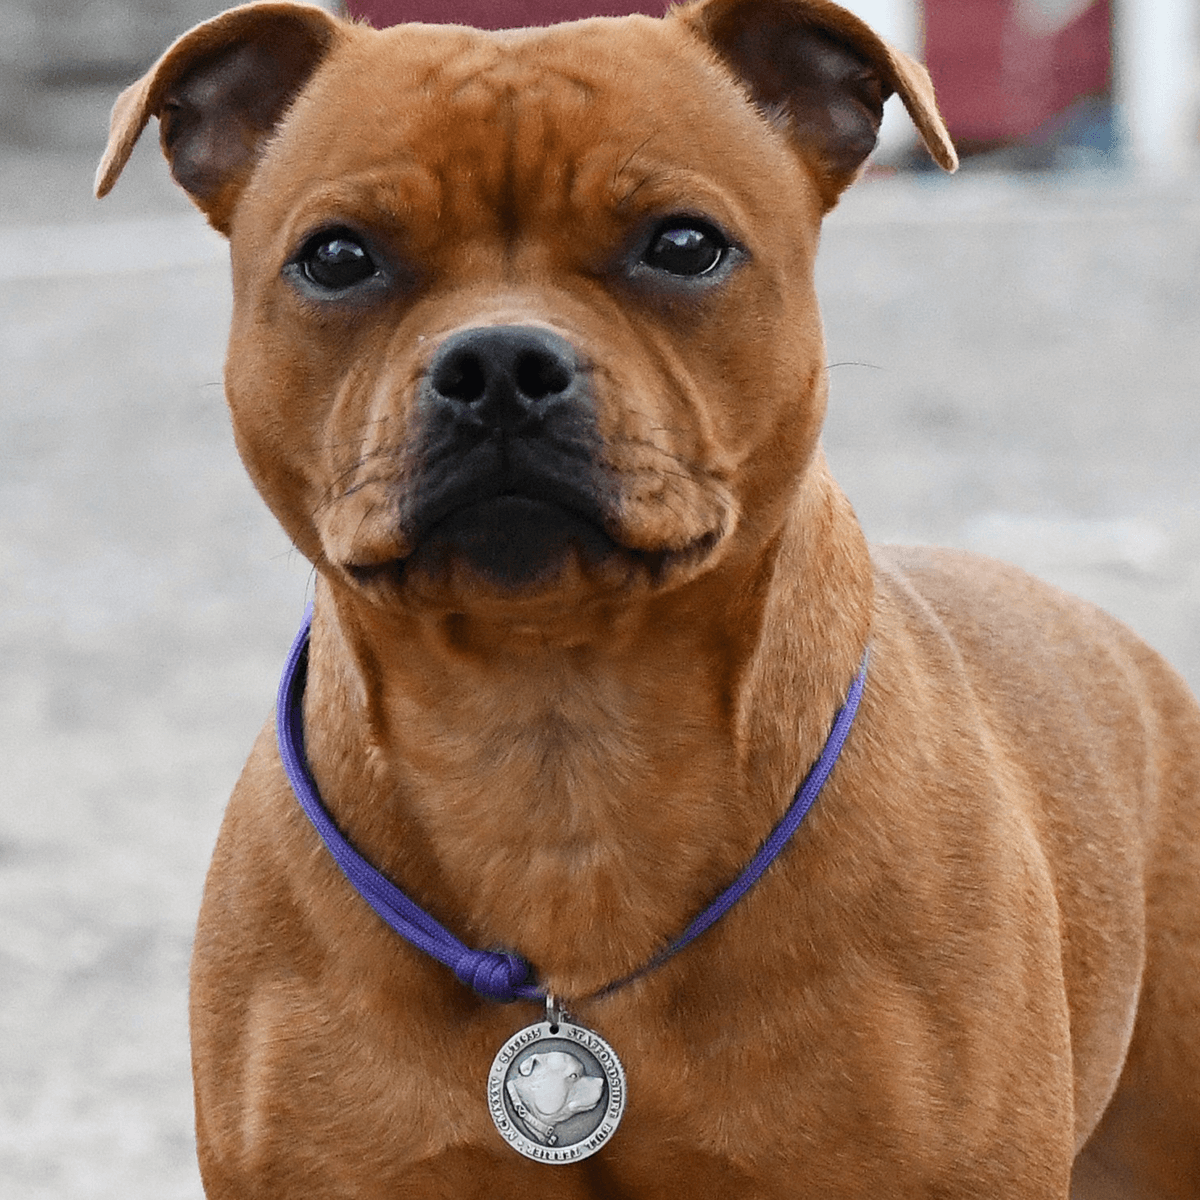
<box><xmin>276</xmin><ymin>604</ymin><xmax>867</xmax><ymax>1005</ymax></box>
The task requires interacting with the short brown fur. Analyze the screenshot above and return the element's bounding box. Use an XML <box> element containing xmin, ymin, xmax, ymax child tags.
<box><xmin>100</xmin><ymin>2</ymin><xmax>1199</xmax><ymax>1196</ymax></box>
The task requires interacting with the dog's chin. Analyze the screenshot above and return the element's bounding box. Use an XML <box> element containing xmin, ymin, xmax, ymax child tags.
<box><xmin>344</xmin><ymin>496</ymin><xmax>723</xmax><ymax>607</ymax></box>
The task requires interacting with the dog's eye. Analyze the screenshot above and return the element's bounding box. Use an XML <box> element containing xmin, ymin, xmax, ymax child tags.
<box><xmin>298</xmin><ymin>231</ymin><xmax>378</xmax><ymax>291</ymax></box>
<box><xmin>643</xmin><ymin>221</ymin><xmax>727</xmax><ymax>277</ymax></box>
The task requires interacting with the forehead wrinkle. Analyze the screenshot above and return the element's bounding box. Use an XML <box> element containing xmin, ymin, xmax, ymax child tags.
<box><xmin>327</xmin><ymin>27</ymin><xmax>749</xmax><ymax>253</ymax></box>
<box><xmin>427</xmin><ymin>63</ymin><xmax>611</xmax><ymax>248</ymax></box>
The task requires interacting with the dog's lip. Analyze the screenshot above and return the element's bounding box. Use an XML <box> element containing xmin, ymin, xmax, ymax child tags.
<box><xmin>410</xmin><ymin>466</ymin><xmax>609</xmax><ymax>542</ymax></box>
<box><xmin>416</xmin><ymin>490</ymin><xmax>621</xmax><ymax>560</ymax></box>
<box><xmin>340</xmin><ymin>437</ymin><xmax>725</xmax><ymax>587</ymax></box>
<box><xmin>342</xmin><ymin>491</ymin><xmax>722</xmax><ymax>587</ymax></box>
<box><xmin>343</xmin><ymin>486</ymin><xmax>616</xmax><ymax>585</ymax></box>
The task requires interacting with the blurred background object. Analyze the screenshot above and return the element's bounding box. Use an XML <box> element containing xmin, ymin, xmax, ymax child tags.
<box><xmin>342</xmin><ymin>0</ymin><xmax>662</xmax><ymax>26</ymax></box>
<box><xmin>919</xmin><ymin>0</ymin><xmax>1200</xmax><ymax>172</ymax></box>
<box><xmin>0</xmin><ymin>1</ymin><xmax>230</xmax><ymax>149</ymax></box>
<box><xmin>923</xmin><ymin>0</ymin><xmax>1115</xmax><ymax>168</ymax></box>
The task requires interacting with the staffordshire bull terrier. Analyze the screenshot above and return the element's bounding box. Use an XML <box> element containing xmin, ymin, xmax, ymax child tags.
<box><xmin>97</xmin><ymin>1</ymin><xmax>1200</xmax><ymax>1196</ymax></box>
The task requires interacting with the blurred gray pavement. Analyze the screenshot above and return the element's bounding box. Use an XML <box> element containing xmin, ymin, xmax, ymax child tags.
<box><xmin>2</xmin><ymin>125</ymin><xmax>1199</xmax><ymax>1197</ymax></box>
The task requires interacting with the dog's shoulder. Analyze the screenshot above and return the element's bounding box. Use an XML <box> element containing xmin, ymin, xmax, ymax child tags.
<box><xmin>867</xmin><ymin>542</ymin><xmax>1198</xmax><ymax>778</ymax></box>
<box><xmin>871</xmin><ymin>541</ymin><xmax>1145</xmax><ymax>664</ymax></box>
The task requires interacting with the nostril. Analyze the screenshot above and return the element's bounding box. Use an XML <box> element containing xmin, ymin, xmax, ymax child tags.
<box><xmin>433</xmin><ymin>352</ymin><xmax>488</xmax><ymax>404</ymax></box>
<box><xmin>425</xmin><ymin>326</ymin><xmax>581</xmax><ymax>423</ymax></box>
<box><xmin>514</xmin><ymin>350</ymin><xmax>572</xmax><ymax>401</ymax></box>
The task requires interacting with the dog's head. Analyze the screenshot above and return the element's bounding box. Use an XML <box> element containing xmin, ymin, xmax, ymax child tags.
<box><xmin>511</xmin><ymin>1050</ymin><xmax>604</xmax><ymax>1123</ymax></box>
<box><xmin>98</xmin><ymin>0</ymin><xmax>953</xmax><ymax>620</ymax></box>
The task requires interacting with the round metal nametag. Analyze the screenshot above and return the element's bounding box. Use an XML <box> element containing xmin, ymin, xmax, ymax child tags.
<box><xmin>488</xmin><ymin>1012</ymin><xmax>626</xmax><ymax>1163</ymax></box>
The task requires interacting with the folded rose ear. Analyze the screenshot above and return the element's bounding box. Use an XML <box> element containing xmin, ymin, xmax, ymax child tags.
<box><xmin>95</xmin><ymin>1</ymin><xmax>341</xmax><ymax>233</ymax></box>
<box><xmin>677</xmin><ymin>0</ymin><xmax>956</xmax><ymax>207</ymax></box>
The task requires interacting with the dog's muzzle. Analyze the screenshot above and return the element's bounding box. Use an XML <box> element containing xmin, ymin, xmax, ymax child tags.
<box><xmin>398</xmin><ymin>324</ymin><xmax>619</xmax><ymax>588</ymax></box>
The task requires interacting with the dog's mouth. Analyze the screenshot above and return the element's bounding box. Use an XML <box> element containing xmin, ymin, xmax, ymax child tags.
<box><xmin>343</xmin><ymin>451</ymin><xmax>722</xmax><ymax>597</ymax></box>
<box><xmin>343</xmin><ymin>436</ymin><xmax>622</xmax><ymax>593</ymax></box>
<box><xmin>349</xmin><ymin>494</ymin><xmax>619</xmax><ymax>592</ymax></box>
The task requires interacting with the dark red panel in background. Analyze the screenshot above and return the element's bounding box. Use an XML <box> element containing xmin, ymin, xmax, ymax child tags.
<box><xmin>923</xmin><ymin>0</ymin><xmax>1111</xmax><ymax>145</ymax></box>
<box><xmin>344</xmin><ymin>0</ymin><xmax>666</xmax><ymax>29</ymax></box>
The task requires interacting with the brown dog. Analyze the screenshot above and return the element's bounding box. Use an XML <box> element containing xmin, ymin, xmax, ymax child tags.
<box><xmin>97</xmin><ymin>1</ymin><xmax>1200</xmax><ymax>1196</ymax></box>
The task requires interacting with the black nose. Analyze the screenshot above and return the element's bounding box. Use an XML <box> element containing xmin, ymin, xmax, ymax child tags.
<box><xmin>424</xmin><ymin>325</ymin><xmax>581</xmax><ymax>432</ymax></box>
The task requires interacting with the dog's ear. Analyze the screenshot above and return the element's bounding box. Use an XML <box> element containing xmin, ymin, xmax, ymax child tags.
<box><xmin>676</xmin><ymin>0</ymin><xmax>956</xmax><ymax>206</ymax></box>
<box><xmin>95</xmin><ymin>1</ymin><xmax>341</xmax><ymax>233</ymax></box>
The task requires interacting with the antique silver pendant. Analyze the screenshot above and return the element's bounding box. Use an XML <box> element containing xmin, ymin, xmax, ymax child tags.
<box><xmin>488</xmin><ymin>997</ymin><xmax>627</xmax><ymax>1163</ymax></box>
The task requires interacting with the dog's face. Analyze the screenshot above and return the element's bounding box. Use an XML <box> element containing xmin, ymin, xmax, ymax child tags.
<box><xmin>229</xmin><ymin>19</ymin><xmax>828</xmax><ymax>611</ymax></box>
<box><xmin>511</xmin><ymin>1051</ymin><xmax>604</xmax><ymax>1123</ymax></box>
<box><xmin>97</xmin><ymin>0</ymin><xmax>954</xmax><ymax>618</ymax></box>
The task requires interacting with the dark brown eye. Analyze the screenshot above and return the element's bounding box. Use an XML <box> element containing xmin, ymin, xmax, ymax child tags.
<box><xmin>298</xmin><ymin>231</ymin><xmax>377</xmax><ymax>291</ymax></box>
<box><xmin>643</xmin><ymin>221</ymin><xmax>727</xmax><ymax>277</ymax></box>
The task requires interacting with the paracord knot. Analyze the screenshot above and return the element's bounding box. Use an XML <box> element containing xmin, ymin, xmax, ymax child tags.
<box><xmin>453</xmin><ymin>949</ymin><xmax>534</xmax><ymax>1003</ymax></box>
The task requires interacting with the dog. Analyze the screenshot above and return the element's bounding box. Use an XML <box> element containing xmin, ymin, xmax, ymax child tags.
<box><xmin>97</xmin><ymin>1</ymin><xmax>1200</xmax><ymax>1195</ymax></box>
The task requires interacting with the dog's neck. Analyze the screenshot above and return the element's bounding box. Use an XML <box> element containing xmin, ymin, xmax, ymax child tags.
<box><xmin>301</xmin><ymin>463</ymin><xmax>872</xmax><ymax>998</ymax></box>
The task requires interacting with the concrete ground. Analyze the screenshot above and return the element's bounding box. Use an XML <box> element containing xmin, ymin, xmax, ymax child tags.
<box><xmin>1</xmin><ymin>120</ymin><xmax>1198</xmax><ymax>1197</ymax></box>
